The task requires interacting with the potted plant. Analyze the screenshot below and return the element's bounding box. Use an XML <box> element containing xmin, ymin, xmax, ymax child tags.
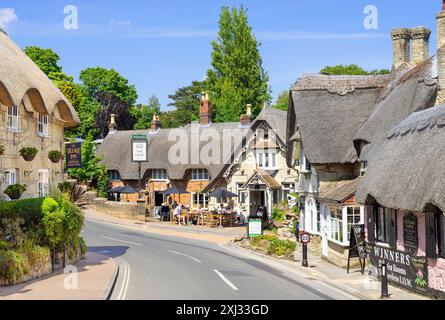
<box><xmin>48</xmin><ymin>150</ymin><xmax>63</xmax><ymax>163</ymax></box>
<box><xmin>4</xmin><ymin>184</ymin><xmax>26</xmax><ymax>200</ymax></box>
<box><xmin>19</xmin><ymin>147</ymin><xmax>38</xmax><ymax>161</ymax></box>
<box><xmin>0</xmin><ymin>144</ymin><xmax>4</xmax><ymax>156</ymax></box>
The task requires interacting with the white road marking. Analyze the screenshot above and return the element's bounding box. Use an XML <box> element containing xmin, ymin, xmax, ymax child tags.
<box><xmin>100</xmin><ymin>236</ymin><xmax>143</xmax><ymax>246</ymax></box>
<box><xmin>116</xmin><ymin>258</ymin><xmax>131</xmax><ymax>300</ymax></box>
<box><xmin>214</xmin><ymin>269</ymin><xmax>238</xmax><ymax>291</ymax></box>
<box><xmin>167</xmin><ymin>250</ymin><xmax>202</xmax><ymax>263</ymax></box>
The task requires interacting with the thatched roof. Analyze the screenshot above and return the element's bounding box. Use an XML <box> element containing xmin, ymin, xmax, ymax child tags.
<box><xmin>252</xmin><ymin>106</ymin><xmax>288</xmax><ymax>143</ymax></box>
<box><xmin>0</xmin><ymin>31</ymin><xmax>79</xmax><ymax>127</ymax></box>
<box><xmin>353</xmin><ymin>59</ymin><xmax>438</xmax><ymax>161</ymax></box>
<box><xmin>356</xmin><ymin>105</ymin><xmax>445</xmax><ymax>212</ymax></box>
<box><xmin>318</xmin><ymin>178</ymin><xmax>361</xmax><ymax>203</ymax></box>
<box><xmin>288</xmin><ymin>74</ymin><xmax>389</xmax><ymax>165</ymax></box>
<box><xmin>97</xmin><ymin>122</ymin><xmax>247</xmax><ymax>181</ymax></box>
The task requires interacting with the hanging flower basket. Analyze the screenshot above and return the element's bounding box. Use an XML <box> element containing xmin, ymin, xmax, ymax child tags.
<box><xmin>19</xmin><ymin>147</ymin><xmax>38</xmax><ymax>161</ymax></box>
<box><xmin>4</xmin><ymin>184</ymin><xmax>27</xmax><ymax>200</ymax></box>
<box><xmin>48</xmin><ymin>150</ymin><xmax>63</xmax><ymax>163</ymax></box>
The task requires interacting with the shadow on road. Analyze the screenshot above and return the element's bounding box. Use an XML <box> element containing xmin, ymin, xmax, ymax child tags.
<box><xmin>88</xmin><ymin>246</ymin><xmax>129</xmax><ymax>259</ymax></box>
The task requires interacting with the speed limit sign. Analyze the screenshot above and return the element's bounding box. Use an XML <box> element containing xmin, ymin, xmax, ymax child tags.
<box><xmin>301</xmin><ymin>232</ymin><xmax>311</xmax><ymax>244</ymax></box>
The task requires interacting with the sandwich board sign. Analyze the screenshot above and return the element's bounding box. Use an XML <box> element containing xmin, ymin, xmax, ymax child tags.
<box><xmin>248</xmin><ymin>219</ymin><xmax>263</xmax><ymax>238</ymax></box>
<box><xmin>347</xmin><ymin>224</ymin><xmax>367</xmax><ymax>274</ymax></box>
<box><xmin>132</xmin><ymin>134</ymin><xmax>148</xmax><ymax>162</ymax></box>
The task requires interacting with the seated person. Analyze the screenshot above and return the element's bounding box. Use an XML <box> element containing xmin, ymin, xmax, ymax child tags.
<box><xmin>173</xmin><ymin>204</ymin><xmax>183</xmax><ymax>224</ymax></box>
<box><xmin>159</xmin><ymin>203</ymin><xmax>170</xmax><ymax>221</ymax></box>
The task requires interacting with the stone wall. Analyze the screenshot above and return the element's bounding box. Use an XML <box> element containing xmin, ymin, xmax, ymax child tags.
<box><xmin>89</xmin><ymin>198</ymin><xmax>146</xmax><ymax>221</ymax></box>
<box><xmin>0</xmin><ymin>103</ymin><xmax>66</xmax><ymax>201</ymax></box>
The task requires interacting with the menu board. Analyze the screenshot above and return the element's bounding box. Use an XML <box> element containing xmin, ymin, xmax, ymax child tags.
<box><xmin>403</xmin><ymin>213</ymin><xmax>418</xmax><ymax>255</ymax></box>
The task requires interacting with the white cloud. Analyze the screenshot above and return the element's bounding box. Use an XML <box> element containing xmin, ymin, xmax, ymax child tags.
<box><xmin>109</xmin><ymin>18</ymin><xmax>132</xmax><ymax>26</ymax></box>
<box><xmin>0</xmin><ymin>8</ymin><xmax>17</xmax><ymax>31</ymax></box>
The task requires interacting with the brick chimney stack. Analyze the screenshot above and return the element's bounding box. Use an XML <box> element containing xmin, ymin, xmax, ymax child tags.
<box><xmin>240</xmin><ymin>104</ymin><xmax>253</xmax><ymax>126</ymax></box>
<box><xmin>436</xmin><ymin>0</ymin><xmax>445</xmax><ymax>105</ymax></box>
<box><xmin>151</xmin><ymin>114</ymin><xmax>161</xmax><ymax>131</ymax></box>
<box><xmin>411</xmin><ymin>27</ymin><xmax>431</xmax><ymax>65</ymax></box>
<box><xmin>108</xmin><ymin>114</ymin><xmax>117</xmax><ymax>135</ymax></box>
<box><xmin>200</xmin><ymin>92</ymin><xmax>212</xmax><ymax>125</ymax></box>
<box><xmin>391</xmin><ymin>28</ymin><xmax>411</xmax><ymax>70</ymax></box>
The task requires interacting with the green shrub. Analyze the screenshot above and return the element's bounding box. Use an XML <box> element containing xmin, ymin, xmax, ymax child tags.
<box><xmin>21</xmin><ymin>239</ymin><xmax>50</xmax><ymax>270</ymax></box>
<box><xmin>0</xmin><ymin>198</ymin><xmax>45</xmax><ymax>234</ymax></box>
<box><xmin>250</xmin><ymin>234</ymin><xmax>278</xmax><ymax>247</ymax></box>
<box><xmin>268</xmin><ymin>239</ymin><xmax>296</xmax><ymax>257</ymax></box>
<box><xmin>0</xmin><ymin>218</ymin><xmax>25</xmax><ymax>248</ymax></box>
<box><xmin>19</xmin><ymin>147</ymin><xmax>38</xmax><ymax>158</ymax></box>
<box><xmin>42</xmin><ymin>210</ymin><xmax>64</xmax><ymax>249</ymax></box>
<box><xmin>0</xmin><ymin>241</ymin><xmax>9</xmax><ymax>251</ymax></box>
<box><xmin>42</xmin><ymin>197</ymin><xmax>59</xmax><ymax>215</ymax></box>
<box><xmin>0</xmin><ymin>250</ymin><xmax>27</xmax><ymax>284</ymax></box>
<box><xmin>58</xmin><ymin>182</ymin><xmax>73</xmax><ymax>194</ymax></box>
<box><xmin>272</xmin><ymin>207</ymin><xmax>286</xmax><ymax>222</ymax></box>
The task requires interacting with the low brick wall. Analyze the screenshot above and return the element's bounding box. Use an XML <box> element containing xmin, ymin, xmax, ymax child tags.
<box><xmin>89</xmin><ymin>198</ymin><xmax>146</xmax><ymax>221</ymax></box>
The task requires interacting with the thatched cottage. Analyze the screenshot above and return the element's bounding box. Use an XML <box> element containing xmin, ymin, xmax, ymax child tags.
<box><xmin>287</xmin><ymin>0</ymin><xmax>445</xmax><ymax>298</ymax></box>
<box><xmin>98</xmin><ymin>94</ymin><xmax>297</xmax><ymax>221</ymax></box>
<box><xmin>0</xmin><ymin>28</ymin><xmax>79</xmax><ymax>200</ymax></box>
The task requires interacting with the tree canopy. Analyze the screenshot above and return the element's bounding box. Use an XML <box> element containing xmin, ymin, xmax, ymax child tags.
<box><xmin>133</xmin><ymin>95</ymin><xmax>162</xmax><ymax>130</ymax></box>
<box><xmin>207</xmin><ymin>6</ymin><xmax>271</xmax><ymax>122</ymax></box>
<box><xmin>162</xmin><ymin>80</ymin><xmax>206</xmax><ymax>128</ymax></box>
<box><xmin>272</xmin><ymin>91</ymin><xmax>290</xmax><ymax>112</ymax></box>
<box><xmin>320</xmin><ymin>64</ymin><xmax>390</xmax><ymax>76</ymax></box>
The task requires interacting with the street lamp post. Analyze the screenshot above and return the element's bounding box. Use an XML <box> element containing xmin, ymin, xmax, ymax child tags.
<box><xmin>380</xmin><ymin>259</ymin><xmax>390</xmax><ymax>298</ymax></box>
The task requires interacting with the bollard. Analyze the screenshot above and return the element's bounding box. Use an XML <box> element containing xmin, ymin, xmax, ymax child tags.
<box><xmin>380</xmin><ymin>259</ymin><xmax>390</xmax><ymax>298</ymax></box>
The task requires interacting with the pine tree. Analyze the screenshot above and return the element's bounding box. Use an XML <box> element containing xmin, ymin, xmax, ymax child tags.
<box><xmin>207</xmin><ymin>6</ymin><xmax>271</xmax><ymax>122</ymax></box>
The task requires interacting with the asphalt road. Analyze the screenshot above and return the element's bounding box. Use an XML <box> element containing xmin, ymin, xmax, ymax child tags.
<box><xmin>83</xmin><ymin>217</ymin><xmax>356</xmax><ymax>300</ymax></box>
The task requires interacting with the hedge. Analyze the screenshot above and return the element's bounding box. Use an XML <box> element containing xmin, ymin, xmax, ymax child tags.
<box><xmin>0</xmin><ymin>198</ymin><xmax>45</xmax><ymax>233</ymax></box>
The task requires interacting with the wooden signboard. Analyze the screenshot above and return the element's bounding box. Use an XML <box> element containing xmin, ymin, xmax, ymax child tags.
<box><xmin>347</xmin><ymin>224</ymin><xmax>367</xmax><ymax>274</ymax></box>
<box><xmin>65</xmin><ymin>142</ymin><xmax>82</xmax><ymax>169</ymax></box>
<box><xmin>403</xmin><ymin>213</ymin><xmax>418</xmax><ymax>255</ymax></box>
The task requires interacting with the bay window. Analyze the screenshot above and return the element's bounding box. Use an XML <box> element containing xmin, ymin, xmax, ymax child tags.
<box><xmin>38</xmin><ymin>114</ymin><xmax>49</xmax><ymax>137</ymax></box>
<box><xmin>330</xmin><ymin>208</ymin><xmax>344</xmax><ymax>243</ymax></box>
<box><xmin>7</xmin><ymin>105</ymin><xmax>19</xmax><ymax>131</ymax></box>
<box><xmin>192</xmin><ymin>169</ymin><xmax>209</xmax><ymax>181</ymax></box>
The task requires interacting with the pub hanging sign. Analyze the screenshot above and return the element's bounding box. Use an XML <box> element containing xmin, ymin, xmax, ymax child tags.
<box><xmin>65</xmin><ymin>142</ymin><xmax>82</xmax><ymax>169</ymax></box>
<box><xmin>132</xmin><ymin>134</ymin><xmax>148</xmax><ymax>162</ymax></box>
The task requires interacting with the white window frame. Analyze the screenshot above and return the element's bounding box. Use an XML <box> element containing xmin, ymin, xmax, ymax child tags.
<box><xmin>191</xmin><ymin>192</ymin><xmax>209</xmax><ymax>209</ymax></box>
<box><xmin>38</xmin><ymin>169</ymin><xmax>49</xmax><ymax>198</ymax></box>
<box><xmin>38</xmin><ymin>114</ymin><xmax>49</xmax><ymax>137</ymax></box>
<box><xmin>329</xmin><ymin>207</ymin><xmax>345</xmax><ymax>244</ymax></box>
<box><xmin>256</xmin><ymin>150</ymin><xmax>277</xmax><ymax>170</ymax></box>
<box><xmin>346</xmin><ymin>206</ymin><xmax>364</xmax><ymax>241</ymax></box>
<box><xmin>152</xmin><ymin>169</ymin><xmax>168</xmax><ymax>181</ymax></box>
<box><xmin>237</xmin><ymin>183</ymin><xmax>248</xmax><ymax>205</ymax></box>
<box><xmin>5</xmin><ymin>169</ymin><xmax>17</xmax><ymax>186</ymax></box>
<box><xmin>7</xmin><ymin>105</ymin><xmax>19</xmax><ymax>131</ymax></box>
<box><xmin>191</xmin><ymin>169</ymin><xmax>209</xmax><ymax>181</ymax></box>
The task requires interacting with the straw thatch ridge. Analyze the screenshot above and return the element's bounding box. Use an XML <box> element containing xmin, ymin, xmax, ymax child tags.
<box><xmin>353</xmin><ymin>59</ymin><xmax>438</xmax><ymax>161</ymax></box>
<box><xmin>289</xmin><ymin>74</ymin><xmax>387</xmax><ymax>165</ymax></box>
<box><xmin>0</xmin><ymin>32</ymin><xmax>79</xmax><ymax>127</ymax></box>
<box><xmin>356</xmin><ymin>105</ymin><xmax>445</xmax><ymax>212</ymax></box>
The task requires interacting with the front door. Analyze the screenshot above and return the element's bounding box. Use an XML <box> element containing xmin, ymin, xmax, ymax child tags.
<box><xmin>249</xmin><ymin>191</ymin><xmax>265</xmax><ymax>217</ymax></box>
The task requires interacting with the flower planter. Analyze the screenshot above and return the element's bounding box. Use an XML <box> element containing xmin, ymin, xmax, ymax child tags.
<box><xmin>7</xmin><ymin>194</ymin><xmax>22</xmax><ymax>200</ymax></box>
<box><xmin>49</xmin><ymin>156</ymin><xmax>62</xmax><ymax>164</ymax></box>
<box><xmin>22</xmin><ymin>155</ymin><xmax>36</xmax><ymax>162</ymax></box>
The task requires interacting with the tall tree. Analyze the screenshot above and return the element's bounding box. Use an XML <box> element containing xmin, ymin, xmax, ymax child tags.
<box><xmin>79</xmin><ymin>67</ymin><xmax>138</xmax><ymax>106</ymax></box>
<box><xmin>23</xmin><ymin>46</ymin><xmax>63</xmax><ymax>77</ymax></box>
<box><xmin>272</xmin><ymin>91</ymin><xmax>290</xmax><ymax>111</ymax></box>
<box><xmin>320</xmin><ymin>64</ymin><xmax>390</xmax><ymax>76</ymax></box>
<box><xmin>163</xmin><ymin>80</ymin><xmax>206</xmax><ymax>128</ymax></box>
<box><xmin>133</xmin><ymin>95</ymin><xmax>162</xmax><ymax>130</ymax></box>
<box><xmin>207</xmin><ymin>6</ymin><xmax>271</xmax><ymax>122</ymax></box>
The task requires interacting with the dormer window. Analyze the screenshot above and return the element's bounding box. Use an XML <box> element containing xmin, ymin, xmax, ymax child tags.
<box><xmin>152</xmin><ymin>169</ymin><xmax>168</xmax><ymax>181</ymax></box>
<box><xmin>192</xmin><ymin>169</ymin><xmax>209</xmax><ymax>181</ymax></box>
<box><xmin>7</xmin><ymin>105</ymin><xmax>19</xmax><ymax>131</ymax></box>
<box><xmin>38</xmin><ymin>114</ymin><xmax>49</xmax><ymax>137</ymax></box>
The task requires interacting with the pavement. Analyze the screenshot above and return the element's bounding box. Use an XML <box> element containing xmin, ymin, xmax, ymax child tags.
<box><xmin>0</xmin><ymin>252</ymin><xmax>118</xmax><ymax>300</ymax></box>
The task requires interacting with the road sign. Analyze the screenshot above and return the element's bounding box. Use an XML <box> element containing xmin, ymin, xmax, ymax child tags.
<box><xmin>300</xmin><ymin>232</ymin><xmax>311</xmax><ymax>244</ymax></box>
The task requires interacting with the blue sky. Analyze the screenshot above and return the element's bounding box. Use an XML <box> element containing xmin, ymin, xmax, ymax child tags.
<box><xmin>0</xmin><ymin>0</ymin><xmax>441</xmax><ymax>109</ymax></box>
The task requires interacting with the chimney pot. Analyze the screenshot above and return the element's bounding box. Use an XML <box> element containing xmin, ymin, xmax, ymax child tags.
<box><xmin>151</xmin><ymin>114</ymin><xmax>161</xmax><ymax>131</ymax></box>
<box><xmin>240</xmin><ymin>104</ymin><xmax>253</xmax><ymax>126</ymax></box>
<box><xmin>200</xmin><ymin>92</ymin><xmax>212</xmax><ymax>125</ymax></box>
